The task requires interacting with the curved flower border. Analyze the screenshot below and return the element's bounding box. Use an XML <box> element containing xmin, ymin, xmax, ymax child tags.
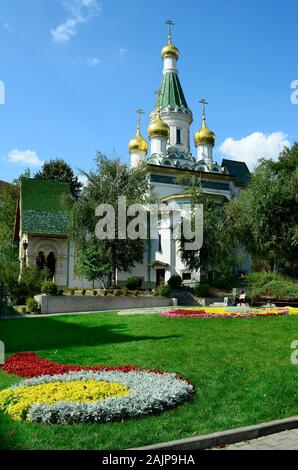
<box><xmin>1</xmin><ymin>370</ymin><xmax>194</xmax><ymax>424</ymax></box>
<box><xmin>161</xmin><ymin>308</ymin><xmax>290</xmax><ymax>318</ymax></box>
<box><xmin>1</xmin><ymin>352</ymin><xmax>190</xmax><ymax>383</ymax></box>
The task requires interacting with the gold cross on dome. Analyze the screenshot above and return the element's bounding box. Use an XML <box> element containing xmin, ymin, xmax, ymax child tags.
<box><xmin>135</xmin><ymin>108</ymin><xmax>144</xmax><ymax>132</ymax></box>
<box><xmin>165</xmin><ymin>19</ymin><xmax>174</xmax><ymax>43</ymax></box>
<box><xmin>199</xmin><ymin>97</ymin><xmax>208</xmax><ymax>119</ymax></box>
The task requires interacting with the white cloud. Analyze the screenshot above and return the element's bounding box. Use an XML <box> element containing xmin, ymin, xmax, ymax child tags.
<box><xmin>119</xmin><ymin>48</ymin><xmax>127</xmax><ymax>55</ymax></box>
<box><xmin>51</xmin><ymin>0</ymin><xmax>101</xmax><ymax>43</ymax></box>
<box><xmin>5</xmin><ymin>149</ymin><xmax>44</xmax><ymax>167</ymax></box>
<box><xmin>219</xmin><ymin>131</ymin><xmax>290</xmax><ymax>171</ymax></box>
<box><xmin>86</xmin><ymin>56</ymin><xmax>99</xmax><ymax>66</ymax></box>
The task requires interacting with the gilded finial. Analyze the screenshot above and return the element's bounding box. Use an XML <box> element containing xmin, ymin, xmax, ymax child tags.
<box><xmin>199</xmin><ymin>97</ymin><xmax>208</xmax><ymax>123</ymax></box>
<box><xmin>194</xmin><ymin>97</ymin><xmax>215</xmax><ymax>147</ymax></box>
<box><xmin>165</xmin><ymin>19</ymin><xmax>174</xmax><ymax>44</ymax></box>
<box><xmin>128</xmin><ymin>108</ymin><xmax>148</xmax><ymax>154</ymax></box>
<box><xmin>135</xmin><ymin>108</ymin><xmax>144</xmax><ymax>134</ymax></box>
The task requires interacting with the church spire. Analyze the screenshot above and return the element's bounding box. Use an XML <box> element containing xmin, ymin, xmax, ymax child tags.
<box><xmin>194</xmin><ymin>97</ymin><xmax>216</xmax><ymax>162</ymax></box>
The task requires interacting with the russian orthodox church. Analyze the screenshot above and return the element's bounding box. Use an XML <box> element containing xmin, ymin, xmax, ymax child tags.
<box><xmin>118</xmin><ymin>24</ymin><xmax>251</xmax><ymax>287</ymax></box>
<box><xmin>15</xmin><ymin>24</ymin><xmax>250</xmax><ymax>288</ymax></box>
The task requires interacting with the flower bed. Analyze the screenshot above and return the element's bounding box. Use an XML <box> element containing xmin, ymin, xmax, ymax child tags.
<box><xmin>0</xmin><ymin>370</ymin><xmax>194</xmax><ymax>424</ymax></box>
<box><xmin>161</xmin><ymin>308</ymin><xmax>290</xmax><ymax>318</ymax></box>
<box><xmin>1</xmin><ymin>352</ymin><xmax>189</xmax><ymax>382</ymax></box>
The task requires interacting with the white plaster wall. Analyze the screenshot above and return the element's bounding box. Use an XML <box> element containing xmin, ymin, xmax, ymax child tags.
<box><xmin>130</xmin><ymin>150</ymin><xmax>146</xmax><ymax>168</ymax></box>
<box><xmin>163</xmin><ymin>56</ymin><xmax>178</xmax><ymax>74</ymax></box>
<box><xmin>150</xmin><ymin>136</ymin><xmax>167</xmax><ymax>155</ymax></box>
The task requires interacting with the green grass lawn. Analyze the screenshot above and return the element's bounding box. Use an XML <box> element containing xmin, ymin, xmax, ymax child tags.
<box><xmin>0</xmin><ymin>312</ymin><xmax>298</xmax><ymax>450</ymax></box>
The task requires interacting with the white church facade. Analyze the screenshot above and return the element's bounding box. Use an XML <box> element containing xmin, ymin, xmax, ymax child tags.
<box><xmin>15</xmin><ymin>25</ymin><xmax>250</xmax><ymax>288</ymax></box>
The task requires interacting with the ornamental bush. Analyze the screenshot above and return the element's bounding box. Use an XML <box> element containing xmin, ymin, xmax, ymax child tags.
<box><xmin>244</xmin><ymin>271</ymin><xmax>284</xmax><ymax>289</ymax></box>
<box><xmin>122</xmin><ymin>288</ymin><xmax>129</xmax><ymax>296</ymax></box>
<box><xmin>124</xmin><ymin>277</ymin><xmax>142</xmax><ymax>290</ymax></box>
<box><xmin>113</xmin><ymin>289</ymin><xmax>121</xmax><ymax>296</ymax></box>
<box><xmin>41</xmin><ymin>281</ymin><xmax>58</xmax><ymax>296</ymax></box>
<box><xmin>70</xmin><ymin>288</ymin><xmax>75</xmax><ymax>296</ymax></box>
<box><xmin>167</xmin><ymin>275</ymin><xmax>182</xmax><ymax>290</ymax></box>
<box><xmin>156</xmin><ymin>283</ymin><xmax>171</xmax><ymax>297</ymax></box>
<box><xmin>249</xmin><ymin>280</ymin><xmax>298</xmax><ymax>300</ymax></box>
<box><xmin>194</xmin><ymin>283</ymin><xmax>212</xmax><ymax>297</ymax></box>
<box><xmin>26</xmin><ymin>297</ymin><xmax>39</xmax><ymax>313</ymax></box>
<box><xmin>81</xmin><ymin>289</ymin><xmax>86</xmax><ymax>296</ymax></box>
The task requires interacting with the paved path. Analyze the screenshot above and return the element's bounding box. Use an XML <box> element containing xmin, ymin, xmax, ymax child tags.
<box><xmin>214</xmin><ymin>429</ymin><xmax>298</xmax><ymax>450</ymax></box>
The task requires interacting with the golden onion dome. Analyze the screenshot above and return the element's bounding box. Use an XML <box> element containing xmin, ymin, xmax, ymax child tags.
<box><xmin>128</xmin><ymin>130</ymin><xmax>148</xmax><ymax>154</ymax></box>
<box><xmin>161</xmin><ymin>41</ymin><xmax>179</xmax><ymax>60</ymax></box>
<box><xmin>194</xmin><ymin>119</ymin><xmax>215</xmax><ymax>147</ymax></box>
<box><xmin>148</xmin><ymin>110</ymin><xmax>170</xmax><ymax>139</ymax></box>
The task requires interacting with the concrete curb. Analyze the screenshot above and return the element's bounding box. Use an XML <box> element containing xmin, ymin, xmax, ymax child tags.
<box><xmin>133</xmin><ymin>416</ymin><xmax>298</xmax><ymax>450</ymax></box>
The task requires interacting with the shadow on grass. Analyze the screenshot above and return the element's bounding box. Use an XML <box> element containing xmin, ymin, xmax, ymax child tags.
<box><xmin>2</xmin><ymin>316</ymin><xmax>180</xmax><ymax>353</ymax></box>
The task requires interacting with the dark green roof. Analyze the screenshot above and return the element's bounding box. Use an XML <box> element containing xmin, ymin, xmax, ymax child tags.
<box><xmin>155</xmin><ymin>71</ymin><xmax>189</xmax><ymax>111</ymax></box>
<box><xmin>221</xmin><ymin>159</ymin><xmax>251</xmax><ymax>185</ymax></box>
<box><xmin>20</xmin><ymin>178</ymin><xmax>70</xmax><ymax>235</ymax></box>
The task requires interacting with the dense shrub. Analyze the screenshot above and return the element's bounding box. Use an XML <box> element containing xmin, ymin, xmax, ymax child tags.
<box><xmin>41</xmin><ymin>281</ymin><xmax>58</xmax><ymax>296</ymax></box>
<box><xmin>11</xmin><ymin>266</ymin><xmax>47</xmax><ymax>304</ymax></box>
<box><xmin>92</xmin><ymin>290</ymin><xmax>97</xmax><ymax>296</ymax></box>
<box><xmin>103</xmin><ymin>289</ymin><xmax>108</xmax><ymax>296</ymax></box>
<box><xmin>244</xmin><ymin>272</ymin><xmax>283</xmax><ymax>289</ymax></box>
<box><xmin>70</xmin><ymin>288</ymin><xmax>75</xmax><ymax>296</ymax></box>
<box><xmin>211</xmin><ymin>269</ymin><xmax>234</xmax><ymax>289</ymax></box>
<box><xmin>124</xmin><ymin>277</ymin><xmax>142</xmax><ymax>290</ymax></box>
<box><xmin>122</xmin><ymin>287</ymin><xmax>129</xmax><ymax>296</ymax></box>
<box><xmin>194</xmin><ymin>283</ymin><xmax>212</xmax><ymax>297</ymax></box>
<box><xmin>81</xmin><ymin>289</ymin><xmax>86</xmax><ymax>296</ymax></box>
<box><xmin>250</xmin><ymin>280</ymin><xmax>298</xmax><ymax>300</ymax></box>
<box><xmin>167</xmin><ymin>275</ymin><xmax>182</xmax><ymax>290</ymax></box>
<box><xmin>26</xmin><ymin>297</ymin><xmax>39</xmax><ymax>313</ymax></box>
<box><xmin>134</xmin><ymin>290</ymin><xmax>139</xmax><ymax>297</ymax></box>
<box><xmin>113</xmin><ymin>289</ymin><xmax>121</xmax><ymax>296</ymax></box>
<box><xmin>156</xmin><ymin>283</ymin><xmax>171</xmax><ymax>297</ymax></box>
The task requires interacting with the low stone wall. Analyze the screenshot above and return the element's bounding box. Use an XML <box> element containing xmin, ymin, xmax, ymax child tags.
<box><xmin>34</xmin><ymin>294</ymin><xmax>173</xmax><ymax>315</ymax></box>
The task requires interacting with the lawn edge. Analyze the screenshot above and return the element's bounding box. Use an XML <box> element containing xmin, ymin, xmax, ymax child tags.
<box><xmin>132</xmin><ymin>415</ymin><xmax>298</xmax><ymax>450</ymax></box>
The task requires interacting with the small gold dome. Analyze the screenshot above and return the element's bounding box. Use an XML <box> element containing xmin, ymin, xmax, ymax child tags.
<box><xmin>161</xmin><ymin>41</ymin><xmax>179</xmax><ymax>60</ymax></box>
<box><xmin>194</xmin><ymin>119</ymin><xmax>215</xmax><ymax>147</ymax></box>
<box><xmin>148</xmin><ymin>111</ymin><xmax>170</xmax><ymax>139</ymax></box>
<box><xmin>128</xmin><ymin>131</ymin><xmax>148</xmax><ymax>154</ymax></box>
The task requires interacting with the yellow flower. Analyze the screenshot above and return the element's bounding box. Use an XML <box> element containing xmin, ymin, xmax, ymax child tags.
<box><xmin>0</xmin><ymin>380</ymin><xmax>130</xmax><ymax>421</ymax></box>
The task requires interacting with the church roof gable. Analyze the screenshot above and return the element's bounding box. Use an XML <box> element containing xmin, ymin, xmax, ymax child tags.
<box><xmin>20</xmin><ymin>178</ymin><xmax>70</xmax><ymax>236</ymax></box>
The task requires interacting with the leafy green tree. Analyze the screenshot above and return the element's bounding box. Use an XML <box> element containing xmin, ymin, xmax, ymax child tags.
<box><xmin>227</xmin><ymin>143</ymin><xmax>298</xmax><ymax>272</ymax></box>
<box><xmin>179</xmin><ymin>178</ymin><xmax>239</xmax><ymax>285</ymax></box>
<box><xmin>71</xmin><ymin>153</ymin><xmax>155</xmax><ymax>287</ymax></box>
<box><xmin>0</xmin><ymin>182</ymin><xmax>19</xmax><ymax>292</ymax></box>
<box><xmin>35</xmin><ymin>158</ymin><xmax>82</xmax><ymax>198</ymax></box>
<box><xmin>76</xmin><ymin>237</ymin><xmax>111</xmax><ymax>289</ymax></box>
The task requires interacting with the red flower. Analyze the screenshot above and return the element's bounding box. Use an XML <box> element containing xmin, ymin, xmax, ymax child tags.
<box><xmin>1</xmin><ymin>352</ymin><xmax>191</xmax><ymax>384</ymax></box>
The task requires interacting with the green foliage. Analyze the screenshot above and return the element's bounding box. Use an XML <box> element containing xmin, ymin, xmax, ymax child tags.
<box><xmin>179</xmin><ymin>183</ymin><xmax>239</xmax><ymax>280</ymax></box>
<box><xmin>71</xmin><ymin>153</ymin><xmax>155</xmax><ymax>287</ymax></box>
<box><xmin>124</xmin><ymin>277</ymin><xmax>142</xmax><ymax>290</ymax></box>
<box><xmin>93</xmin><ymin>290</ymin><xmax>97</xmax><ymax>296</ymax></box>
<box><xmin>11</xmin><ymin>266</ymin><xmax>47</xmax><ymax>305</ymax></box>
<box><xmin>167</xmin><ymin>275</ymin><xmax>182</xmax><ymax>290</ymax></box>
<box><xmin>156</xmin><ymin>283</ymin><xmax>171</xmax><ymax>297</ymax></box>
<box><xmin>103</xmin><ymin>289</ymin><xmax>108</xmax><ymax>296</ymax></box>
<box><xmin>249</xmin><ymin>280</ymin><xmax>298</xmax><ymax>300</ymax></box>
<box><xmin>81</xmin><ymin>289</ymin><xmax>86</xmax><ymax>296</ymax></box>
<box><xmin>76</xmin><ymin>237</ymin><xmax>111</xmax><ymax>289</ymax></box>
<box><xmin>227</xmin><ymin>143</ymin><xmax>298</xmax><ymax>271</ymax></box>
<box><xmin>244</xmin><ymin>271</ymin><xmax>283</xmax><ymax>288</ymax></box>
<box><xmin>113</xmin><ymin>289</ymin><xmax>121</xmax><ymax>296</ymax></box>
<box><xmin>26</xmin><ymin>297</ymin><xmax>39</xmax><ymax>313</ymax></box>
<box><xmin>35</xmin><ymin>158</ymin><xmax>82</xmax><ymax>198</ymax></box>
<box><xmin>134</xmin><ymin>290</ymin><xmax>140</xmax><ymax>297</ymax></box>
<box><xmin>70</xmin><ymin>288</ymin><xmax>75</xmax><ymax>296</ymax></box>
<box><xmin>58</xmin><ymin>289</ymin><xmax>64</xmax><ymax>296</ymax></box>
<box><xmin>194</xmin><ymin>283</ymin><xmax>211</xmax><ymax>297</ymax></box>
<box><xmin>41</xmin><ymin>281</ymin><xmax>58</xmax><ymax>296</ymax></box>
<box><xmin>122</xmin><ymin>287</ymin><xmax>129</xmax><ymax>296</ymax></box>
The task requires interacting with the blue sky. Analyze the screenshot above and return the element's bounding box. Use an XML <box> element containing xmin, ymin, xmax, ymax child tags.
<box><xmin>0</xmin><ymin>0</ymin><xmax>297</xmax><ymax>182</ymax></box>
